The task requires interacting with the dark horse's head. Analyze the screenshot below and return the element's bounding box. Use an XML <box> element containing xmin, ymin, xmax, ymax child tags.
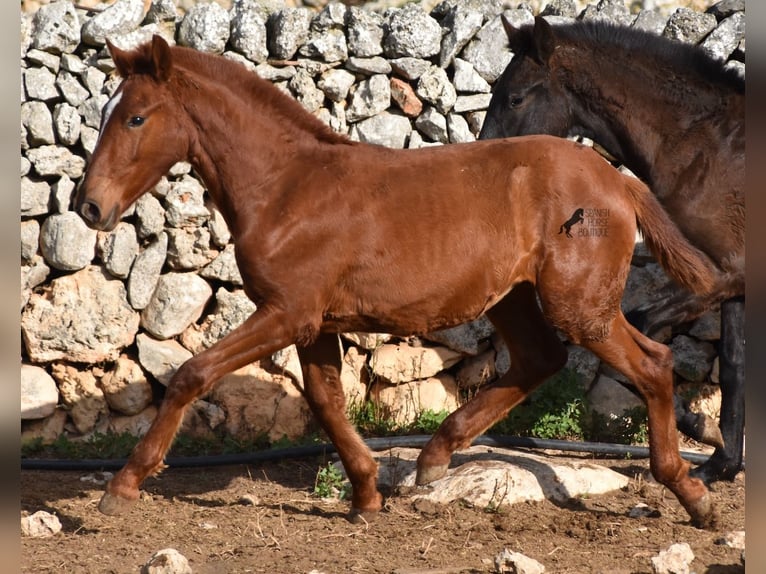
<box><xmin>75</xmin><ymin>36</ymin><xmax>189</xmax><ymax>231</ymax></box>
<box><xmin>479</xmin><ymin>17</ymin><xmax>572</xmax><ymax>141</ymax></box>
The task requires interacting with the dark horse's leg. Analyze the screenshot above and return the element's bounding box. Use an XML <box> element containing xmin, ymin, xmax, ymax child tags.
<box><xmin>296</xmin><ymin>333</ymin><xmax>383</xmax><ymax>521</ymax></box>
<box><xmin>416</xmin><ymin>282</ymin><xmax>568</xmax><ymax>484</ymax></box>
<box><xmin>690</xmin><ymin>296</ymin><xmax>745</xmax><ymax>483</ymax></box>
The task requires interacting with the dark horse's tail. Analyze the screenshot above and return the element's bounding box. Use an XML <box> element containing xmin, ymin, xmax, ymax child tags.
<box><xmin>623</xmin><ymin>176</ymin><xmax>717</xmax><ymax>295</ymax></box>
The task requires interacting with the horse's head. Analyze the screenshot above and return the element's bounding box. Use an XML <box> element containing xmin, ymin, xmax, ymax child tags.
<box><xmin>76</xmin><ymin>35</ymin><xmax>189</xmax><ymax>231</ymax></box>
<box><xmin>479</xmin><ymin>16</ymin><xmax>571</xmax><ymax>140</ymax></box>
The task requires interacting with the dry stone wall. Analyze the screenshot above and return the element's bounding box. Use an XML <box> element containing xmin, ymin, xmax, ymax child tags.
<box><xmin>20</xmin><ymin>0</ymin><xmax>745</xmax><ymax>446</ymax></box>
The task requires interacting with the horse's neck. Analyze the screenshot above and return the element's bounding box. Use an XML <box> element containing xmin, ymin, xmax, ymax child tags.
<box><xmin>561</xmin><ymin>50</ymin><xmax>735</xmax><ymax>189</ymax></box>
<box><xmin>175</xmin><ymin>68</ymin><xmax>319</xmax><ymax>234</ymax></box>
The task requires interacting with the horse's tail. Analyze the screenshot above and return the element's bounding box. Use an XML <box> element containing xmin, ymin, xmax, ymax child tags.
<box><xmin>623</xmin><ymin>176</ymin><xmax>717</xmax><ymax>294</ymax></box>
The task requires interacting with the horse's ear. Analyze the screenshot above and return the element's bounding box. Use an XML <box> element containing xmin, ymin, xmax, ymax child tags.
<box><xmin>532</xmin><ymin>16</ymin><xmax>556</xmax><ymax>64</ymax></box>
<box><xmin>106</xmin><ymin>38</ymin><xmax>132</xmax><ymax>78</ymax></box>
<box><xmin>501</xmin><ymin>14</ymin><xmax>529</xmax><ymax>54</ymax></box>
<box><xmin>150</xmin><ymin>35</ymin><xmax>172</xmax><ymax>82</ymax></box>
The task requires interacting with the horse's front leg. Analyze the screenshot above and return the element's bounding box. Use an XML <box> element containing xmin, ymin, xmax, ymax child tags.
<box><xmin>99</xmin><ymin>306</ymin><xmax>298</xmax><ymax>515</ymax></box>
<box><xmin>297</xmin><ymin>333</ymin><xmax>383</xmax><ymax>522</ymax></box>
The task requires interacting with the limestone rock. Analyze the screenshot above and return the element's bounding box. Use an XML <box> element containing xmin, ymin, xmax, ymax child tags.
<box><xmin>21</xmin><ymin>511</ymin><xmax>62</xmax><ymax>538</ymax></box>
<box><xmin>383</xmin><ymin>4</ymin><xmax>442</xmax><ymax>59</ymax></box>
<box><xmin>136</xmin><ymin>333</ymin><xmax>193</xmax><ymax>386</ymax></box>
<box><xmin>51</xmin><ymin>363</ymin><xmax>109</xmax><ymax>434</ymax></box>
<box><xmin>100</xmin><ymin>354</ymin><xmax>153</xmax><ymax>416</ymax></box>
<box><xmin>22</xmin><ymin>266</ymin><xmax>139</xmax><ymax>363</ymax></box>
<box><xmin>178</xmin><ymin>2</ymin><xmax>231</xmax><ymax>53</ymax></box>
<box><xmin>371</xmin><ymin>373</ymin><xmax>459</xmax><ymax>426</ymax></box>
<box><xmin>141</xmin><ymin>548</ymin><xmax>192</xmax><ymax>574</ymax></box>
<box><xmin>651</xmin><ymin>542</ymin><xmax>694</xmax><ymax>574</ymax></box>
<box><xmin>371</xmin><ymin>343</ymin><xmax>462</xmax><ymax>384</ymax></box>
<box><xmin>81</xmin><ymin>0</ymin><xmax>145</xmax><ymax>46</ymax></box>
<box><xmin>21</xmin><ymin>364</ymin><xmax>58</xmax><ymax>420</ymax></box>
<box><xmin>39</xmin><ymin>212</ymin><xmax>97</xmax><ymax>271</ymax></box>
<box><xmin>141</xmin><ymin>272</ymin><xmax>213</xmax><ymax>339</ymax></box>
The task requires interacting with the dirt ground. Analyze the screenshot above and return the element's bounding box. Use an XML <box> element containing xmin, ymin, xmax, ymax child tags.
<box><xmin>21</xmin><ymin>451</ymin><xmax>745</xmax><ymax>574</ymax></box>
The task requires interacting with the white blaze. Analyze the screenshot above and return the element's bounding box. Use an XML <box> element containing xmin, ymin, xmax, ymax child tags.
<box><xmin>96</xmin><ymin>89</ymin><xmax>124</xmax><ymax>145</ymax></box>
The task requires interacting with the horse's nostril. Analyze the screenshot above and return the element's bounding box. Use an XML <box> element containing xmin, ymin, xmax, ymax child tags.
<box><xmin>79</xmin><ymin>200</ymin><xmax>101</xmax><ymax>225</ymax></box>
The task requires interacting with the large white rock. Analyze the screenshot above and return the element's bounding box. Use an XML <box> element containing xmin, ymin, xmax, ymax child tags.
<box><xmin>141</xmin><ymin>272</ymin><xmax>212</xmax><ymax>339</ymax></box>
<box><xmin>21</xmin><ymin>364</ymin><xmax>58</xmax><ymax>420</ymax></box>
<box><xmin>371</xmin><ymin>342</ymin><xmax>462</xmax><ymax>384</ymax></box>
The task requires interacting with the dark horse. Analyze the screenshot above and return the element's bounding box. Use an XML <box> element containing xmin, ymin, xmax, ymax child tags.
<box><xmin>76</xmin><ymin>36</ymin><xmax>719</xmax><ymax>527</ymax></box>
<box><xmin>479</xmin><ymin>16</ymin><xmax>745</xmax><ymax>484</ymax></box>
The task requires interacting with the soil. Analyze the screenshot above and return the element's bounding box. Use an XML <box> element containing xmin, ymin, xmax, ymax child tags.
<box><xmin>21</xmin><ymin>452</ymin><xmax>745</xmax><ymax>574</ymax></box>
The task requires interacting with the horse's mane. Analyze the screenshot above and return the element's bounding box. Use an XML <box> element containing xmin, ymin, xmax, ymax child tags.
<box><xmin>548</xmin><ymin>20</ymin><xmax>745</xmax><ymax>94</ymax></box>
<box><xmin>167</xmin><ymin>44</ymin><xmax>352</xmax><ymax>145</ymax></box>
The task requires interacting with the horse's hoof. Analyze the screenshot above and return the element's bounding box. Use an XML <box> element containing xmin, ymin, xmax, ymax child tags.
<box><xmin>98</xmin><ymin>491</ymin><xmax>137</xmax><ymax>516</ymax></box>
<box><xmin>348</xmin><ymin>507</ymin><xmax>378</xmax><ymax>525</ymax></box>
<box><xmin>415</xmin><ymin>463</ymin><xmax>449</xmax><ymax>486</ymax></box>
<box><xmin>686</xmin><ymin>492</ymin><xmax>719</xmax><ymax>530</ymax></box>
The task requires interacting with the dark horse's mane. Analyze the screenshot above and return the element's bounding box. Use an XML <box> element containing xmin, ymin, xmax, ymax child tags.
<box><xmin>165</xmin><ymin>43</ymin><xmax>353</xmax><ymax>145</ymax></box>
<box><xmin>545</xmin><ymin>19</ymin><xmax>744</xmax><ymax>94</ymax></box>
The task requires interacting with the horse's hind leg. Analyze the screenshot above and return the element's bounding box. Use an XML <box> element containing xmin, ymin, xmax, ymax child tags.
<box><xmin>417</xmin><ymin>282</ymin><xmax>567</xmax><ymax>484</ymax></box>
<box><xmin>297</xmin><ymin>333</ymin><xmax>382</xmax><ymax>522</ymax></box>
<box><xmin>584</xmin><ymin>314</ymin><xmax>716</xmax><ymax>528</ymax></box>
<box><xmin>691</xmin><ymin>296</ymin><xmax>745</xmax><ymax>483</ymax></box>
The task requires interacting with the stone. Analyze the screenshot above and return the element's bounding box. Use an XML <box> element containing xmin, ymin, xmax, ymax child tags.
<box><xmin>670</xmin><ymin>335</ymin><xmax>716</xmax><ymax>382</ymax></box>
<box><xmin>165</xmin><ymin>227</ymin><xmax>215</xmax><ymax>270</ymax></box>
<box><xmin>100</xmin><ymin>354</ymin><xmax>153</xmax><ymax>416</ymax></box>
<box><xmin>32</xmin><ymin>2</ymin><xmax>80</xmax><ymax>54</ymax></box>
<box><xmin>346</xmin><ymin>6</ymin><xmax>384</xmax><ymax>58</ymax></box>
<box><xmin>346</xmin><ymin>74</ymin><xmax>391</xmax><ymax>123</ymax></box>
<box><xmin>540</xmin><ymin>0</ymin><xmax>577</xmax><ymax>18</ymax></box>
<box><xmin>141</xmin><ymin>272</ymin><xmax>213</xmax><ymax>340</ymax></box>
<box><xmin>51</xmin><ymin>175</ymin><xmax>75</xmax><ymax>214</ymax></box>
<box><xmin>426</xmin><ymin>317</ymin><xmax>494</xmax><ymax>355</ymax></box>
<box><xmin>81</xmin><ymin>0</ymin><xmax>145</xmax><ymax>46</ymax></box>
<box><xmin>453</xmin><ymin>93</ymin><xmax>492</xmax><ymax>113</ymax></box>
<box><xmin>20</xmin><ymin>220</ymin><xmax>40</xmax><ymax>263</ymax></box>
<box><xmin>455</xmin><ymin>348</ymin><xmax>496</xmax><ymax>389</ymax></box>
<box><xmin>453</xmin><ymin>58</ymin><xmax>491</xmax><ymax>93</ymax></box>
<box><xmin>389</xmin><ymin>77</ymin><xmax>422</xmax><ymax>117</ymax></box>
<box><xmin>371</xmin><ymin>373</ymin><xmax>459</xmax><ymax>426</ymax></box>
<box><xmin>39</xmin><ymin>212</ymin><xmax>97</xmax><ymax>271</ymax></box>
<box><xmin>52</xmin><ymin>363</ymin><xmax>109</xmax><ymax>434</ymax></box>
<box><xmin>164</xmin><ymin>175</ymin><xmax>210</xmax><ymax>228</ymax></box>
<box><xmin>268</xmin><ymin>8</ymin><xmax>313</xmax><ymax>60</ymax></box>
<box><xmin>207</xmin><ymin>206</ymin><xmax>231</xmax><ymax>247</ymax></box>
<box><xmin>23</xmin><ymin>66</ymin><xmax>59</xmax><ymax>103</ymax></box>
<box><xmin>461</xmin><ymin>11</ymin><xmax>528</xmax><ymax>83</ymax></box>
<box><xmin>230</xmin><ymin>0</ymin><xmax>270</xmax><ymax>63</ymax></box>
<box><xmin>289</xmin><ymin>68</ymin><xmax>324</xmax><ymax>112</ymax></box>
<box><xmin>210</xmin><ymin>363</ymin><xmax>312</xmax><ymax>442</ymax></box>
<box><xmin>26</xmin><ymin>145</ymin><xmax>86</xmax><ymax>178</ymax></box>
<box><xmin>494</xmin><ymin>548</ymin><xmax>546</xmax><ymax>574</ymax></box>
<box><xmin>21</xmin><ymin>511</ymin><xmax>62</xmax><ymax>538</ymax></box>
<box><xmin>178</xmin><ymin>2</ymin><xmax>231</xmax><ymax>53</ymax></box>
<box><xmin>21</xmin><ymin>101</ymin><xmax>55</xmax><ymax>146</ymax></box>
<box><xmin>715</xmin><ymin>530</ymin><xmax>745</xmax><ymax>550</ymax></box>
<box><xmin>587</xmin><ymin>374</ymin><xmax>644</xmax><ymax>419</ymax></box>
<box><xmin>340</xmin><ymin>346</ymin><xmax>368</xmax><ymax>407</ymax></box>
<box><xmin>688</xmin><ymin>310</ymin><xmax>721</xmax><ymax>341</ymax></box>
<box><xmin>21</xmin><ymin>409</ymin><xmax>67</xmax><ymax>445</ymax></box>
<box><xmin>581</xmin><ymin>0</ymin><xmax>634</xmax><ymax>26</ymax></box>
<box><xmin>447</xmin><ymin>113</ymin><xmax>475</xmax><ymax>143</ymax></box>
<box><xmin>299</xmin><ymin>6</ymin><xmax>348</xmax><ymax>63</ymax></box>
<box><xmin>98</xmin><ymin>222</ymin><xmax>139</xmax><ymax>279</ymax></box>
<box><xmin>200</xmin><ymin>244</ymin><xmax>243</xmax><ymax>285</ymax></box>
<box><xmin>56</xmin><ymin>71</ymin><xmax>90</xmax><ymax>107</ymax></box>
<box><xmin>371</xmin><ymin>343</ymin><xmax>462</xmax><ymax>384</ymax></box>
<box><xmin>700</xmin><ymin>12</ymin><xmax>745</xmax><ymax>61</ymax></box>
<box><xmin>438</xmin><ymin>4</ymin><xmax>484</xmax><ymax>68</ymax></box>
<box><xmin>128</xmin><ymin>232</ymin><xmax>168</xmax><ymax>310</ymax></box>
<box><xmin>109</xmin><ymin>405</ymin><xmax>157</xmax><ymax>437</ymax></box>
<box><xmin>415</xmin><ymin>106</ymin><xmax>448</xmax><ymax>143</ymax></box>
<box><xmin>390</xmin><ymin>57</ymin><xmax>431</xmax><ymax>80</ymax></box>
<box><xmin>136</xmin><ymin>333</ymin><xmax>193</xmax><ymax>386</ymax></box>
<box><xmin>341</xmin><ymin>332</ymin><xmax>392</xmax><ymax>350</ymax></box>
<box><xmin>21</xmin><ymin>178</ymin><xmax>50</xmax><ymax>218</ymax></box>
<box><xmin>53</xmin><ymin>102</ymin><xmax>82</xmax><ymax>146</ymax></box>
<box><xmin>663</xmin><ymin>8</ymin><xmax>717</xmax><ymax>44</ymax></box>
<box><xmin>317</xmin><ymin>68</ymin><xmax>356</xmax><ymax>102</ymax></box>
<box><xmin>383</xmin><ymin>4</ymin><xmax>443</xmax><ymax>59</ymax></box>
<box><xmin>22</xmin><ymin>266</ymin><xmax>139</xmax><ymax>363</ymax></box>
<box><xmin>564</xmin><ymin>345</ymin><xmax>601</xmax><ymax>388</ymax></box>
<box><xmin>135</xmin><ymin>193</ymin><xmax>166</xmax><ymax>239</ymax></box>
<box><xmin>345</xmin><ymin>56</ymin><xmax>391</xmax><ymax>76</ymax></box>
<box><xmin>21</xmin><ymin>364</ymin><xmax>58</xmax><ymax>420</ymax></box>
<box><xmin>179</xmin><ymin>287</ymin><xmax>256</xmax><ymax>354</ymax></box>
<box><xmin>651</xmin><ymin>542</ymin><xmax>694</xmax><ymax>574</ymax></box>
<box><xmin>632</xmin><ymin>9</ymin><xmax>668</xmax><ymax>35</ymax></box>
<box><xmin>416</xmin><ymin>66</ymin><xmax>457</xmax><ymax>114</ymax></box>
<box><xmin>140</xmin><ymin>548</ymin><xmax>192</xmax><ymax>574</ymax></box>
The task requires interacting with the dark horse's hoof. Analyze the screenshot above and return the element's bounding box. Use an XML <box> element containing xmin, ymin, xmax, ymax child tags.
<box><xmin>690</xmin><ymin>451</ymin><xmax>743</xmax><ymax>486</ymax></box>
<box><xmin>98</xmin><ymin>491</ymin><xmax>138</xmax><ymax>515</ymax></box>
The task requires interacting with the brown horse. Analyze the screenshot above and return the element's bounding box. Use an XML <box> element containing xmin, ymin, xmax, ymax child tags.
<box><xmin>76</xmin><ymin>36</ymin><xmax>718</xmax><ymax>527</ymax></box>
<box><xmin>479</xmin><ymin>16</ymin><xmax>745</xmax><ymax>484</ymax></box>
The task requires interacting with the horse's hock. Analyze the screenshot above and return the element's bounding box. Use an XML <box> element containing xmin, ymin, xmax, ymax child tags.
<box><xmin>21</xmin><ymin>1</ymin><xmax>744</xmax><ymax>446</ymax></box>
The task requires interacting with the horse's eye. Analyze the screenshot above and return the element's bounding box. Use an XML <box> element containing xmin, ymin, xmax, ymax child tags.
<box><xmin>128</xmin><ymin>116</ymin><xmax>145</xmax><ymax>127</ymax></box>
<box><xmin>509</xmin><ymin>96</ymin><xmax>524</xmax><ymax>108</ymax></box>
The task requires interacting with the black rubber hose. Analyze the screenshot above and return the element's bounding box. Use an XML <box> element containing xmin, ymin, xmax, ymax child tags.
<box><xmin>20</xmin><ymin>434</ymin><xmax>717</xmax><ymax>470</ymax></box>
